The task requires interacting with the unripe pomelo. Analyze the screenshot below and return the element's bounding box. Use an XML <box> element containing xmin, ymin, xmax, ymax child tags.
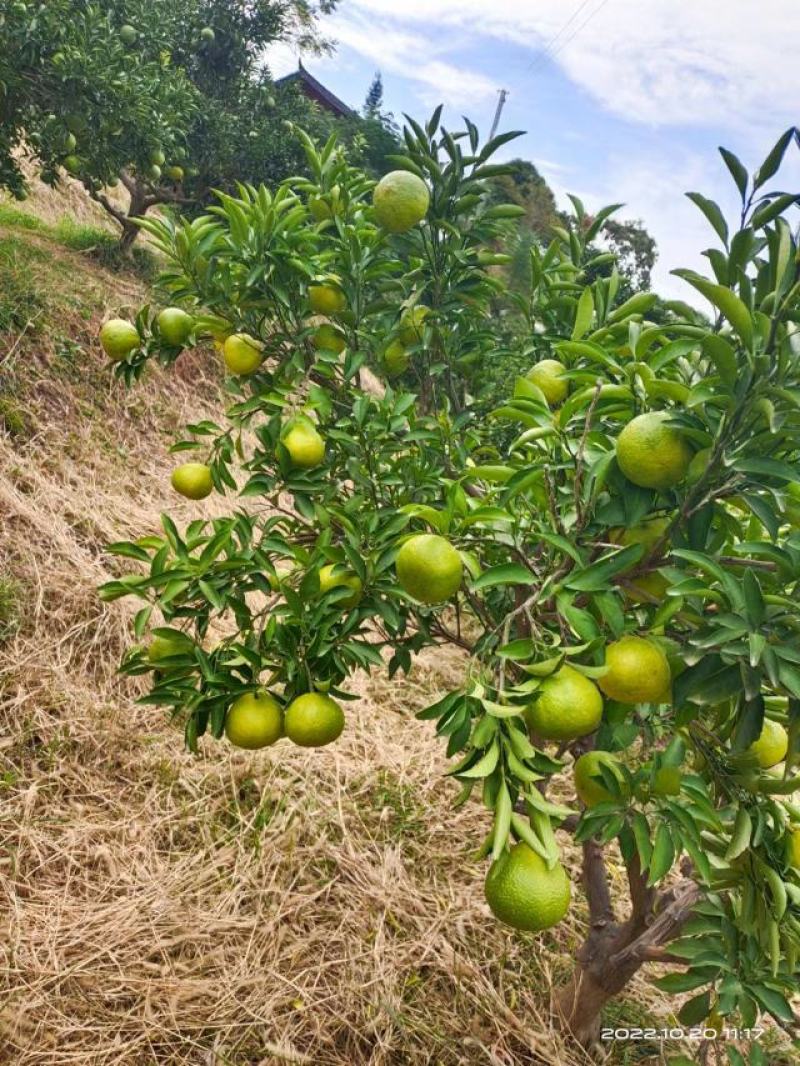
<box><xmin>526</xmin><ymin>358</ymin><xmax>568</xmax><ymax>405</ymax></box>
<box><xmin>398</xmin><ymin>306</ymin><xmax>429</xmax><ymax>345</ymax></box>
<box><xmin>147</xmin><ymin>634</ymin><xmax>190</xmax><ymax>663</ymax></box>
<box><xmin>171</xmin><ymin>462</ymin><xmax>213</xmax><ymax>500</ymax></box>
<box><xmin>395</xmin><ymin>533</ymin><xmax>462</xmax><ymax>604</ymax></box>
<box><xmin>157</xmin><ymin>307</ymin><xmax>194</xmax><ymax>346</ymax></box>
<box><xmin>308</xmin><ymin>283</ymin><xmax>346</xmax><ymax>316</ymax></box>
<box><xmin>382</xmin><ymin>340</ymin><xmax>409</xmax><ymax>377</ymax></box>
<box><xmin>63</xmin><ymin>154</ymin><xmax>81</xmax><ymax>176</ymax></box>
<box><xmin>373</xmin><ymin>171</ymin><xmax>430</xmax><ymax>233</ymax></box>
<box><xmin>166</xmin><ymin>165</ymin><xmax>184</xmax><ymax>183</ymax></box>
<box><xmin>119</xmin><ymin>24</ymin><xmax>138</xmax><ymax>46</ymax></box>
<box><xmin>574</xmin><ymin>750</ymin><xmax>626</xmax><ymax>807</ymax></box>
<box><xmin>598</xmin><ymin>635</ymin><xmax>670</xmax><ymax>705</ymax></box>
<box><xmin>100</xmin><ymin>318</ymin><xmax>140</xmax><ymax>360</ymax></box>
<box><xmin>284</xmin><ymin>692</ymin><xmax>344</xmax><ymax>747</ymax></box>
<box><xmin>319</xmin><ymin>564</ymin><xmax>362</xmax><ymax>609</ymax></box>
<box><xmin>200</xmin><ymin>26</ymin><xmax>215</xmax><ymax>43</ymax></box>
<box><xmin>748</xmin><ymin>718</ymin><xmax>788</xmax><ymax>769</ymax></box>
<box><xmin>149</xmin><ymin>148</ymin><xmax>166</xmax><ymax>167</ymax></box>
<box><xmin>313</xmin><ymin>324</ymin><xmax>346</xmax><ymax>353</ymax></box>
<box><xmin>147</xmin><ymin>164</ymin><xmax>162</xmax><ymax>182</ymax></box>
<box><xmin>485</xmin><ymin>843</ymin><xmax>570</xmax><ymax>931</ymax></box>
<box><xmin>225</xmin><ymin>691</ymin><xmax>283</xmax><ymax>749</ymax></box>
<box><xmin>282</xmin><ymin>419</ymin><xmax>325</xmax><ymax>469</ymax></box>
<box><xmin>223</xmin><ymin>333</ymin><xmax>262</xmax><ymax>375</ymax></box>
<box><xmin>524</xmin><ymin>665</ymin><xmax>603</xmax><ymax>741</ymax></box>
<box><xmin>616</xmin><ymin>411</ymin><xmax>692</xmax><ymax>491</ymax></box>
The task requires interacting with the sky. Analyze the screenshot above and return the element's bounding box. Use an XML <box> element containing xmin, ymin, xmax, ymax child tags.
<box><xmin>267</xmin><ymin>1</ymin><xmax>800</xmax><ymax>299</ymax></box>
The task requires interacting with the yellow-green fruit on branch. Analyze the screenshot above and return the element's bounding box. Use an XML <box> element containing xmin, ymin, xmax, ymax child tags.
<box><xmin>598</xmin><ymin>635</ymin><xmax>671</xmax><ymax>705</ymax></box>
<box><xmin>199</xmin><ymin>26</ymin><xmax>215</xmax><ymax>43</ymax></box>
<box><xmin>222</xmin><ymin>333</ymin><xmax>263</xmax><ymax>375</ymax></box>
<box><xmin>157</xmin><ymin>307</ymin><xmax>194</xmax><ymax>346</ymax></box>
<box><xmin>574</xmin><ymin>750</ymin><xmax>626</xmax><ymax>807</ymax></box>
<box><xmin>687</xmin><ymin>447</ymin><xmax>712</xmax><ymax>486</ymax></box>
<box><xmin>524</xmin><ymin>665</ymin><xmax>603</xmax><ymax>741</ymax></box>
<box><xmin>382</xmin><ymin>340</ymin><xmax>410</xmax><ymax>377</ymax></box>
<box><xmin>284</xmin><ymin>692</ymin><xmax>345</xmax><ymax>747</ymax></box>
<box><xmin>395</xmin><ymin>533</ymin><xmax>462</xmax><ymax>604</ymax></box>
<box><xmin>485</xmin><ymin>843</ymin><xmax>571</xmax><ymax>931</ymax></box>
<box><xmin>313</xmin><ymin>324</ymin><xmax>346</xmax><ymax>353</ymax></box>
<box><xmin>147</xmin><ymin>634</ymin><xmax>191</xmax><ymax>664</ymax></box>
<box><xmin>225</xmin><ymin>691</ymin><xmax>283</xmax><ymax>749</ymax></box>
<box><xmin>615</xmin><ymin>411</ymin><xmax>692</xmax><ymax>491</ymax></box>
<box><xmin>149</xmin><ymin>148</ymin><xmax>166</xmax><ymax>167</ymax></box>
<box><xmin>373</xmin><ymin>170</ymin><xmax>430</xmax><ymax>233</ymax></box>
<box><xmin>748</xmin><ymin>718</ymin><xmax>788</xmax><ymax>769</ymax></box>
<box><xmin>319</xmin><ymin>564</ymin><xmax>363</xmax><ymax>609</ymax></box>
<box><xmin>171</xmin><ymin>462</ymin><xmax>213</xmax><ymax>500</ymax></box>
<box><xmin>308</xmin><ymin>282</ymin><xmax>347</xmax><ymax>316</ymax></box>
<box><xmin>652</xmin><ymin>766</ymin><xmax>682</xmax><ymax>796</ymax></box>
<box><xmin>63</xmin><ymin>154</ymin><xmax>82</xmax><ymax>176</ymax></box>
<box><xmin>398</xmin><ymin>306</ymin><xmax>429</xmax><ymax>345</ymax></box>
<box><xmin>526</xmin><ymin>358</ymin><xmax>569</xmax><ymax>405</ymax></box>
<box><xmin>100</xmin><ymin>318</ymin><xmax>140</xmax><ymax>361</ymax></box>
<box><xmin>165</xmin><ymin>165</ymin><xmax>184</xmax><ymax>183</ymax></box>
<box><xmin>119</xmin><ymin>24</ymin><xmax>138</xmax><ymax>46</ymax></box>
<box><xmin>282</xmin><ymin>419</ymin><xmax>325</xmax><ymax>469</ymax></box>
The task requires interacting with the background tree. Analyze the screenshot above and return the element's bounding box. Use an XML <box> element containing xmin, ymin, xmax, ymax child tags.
<box><xmin>100</xmin><ymin>115</ymin><xmax>800</xmax><ymax>1057</ymax></box>
<box><xmin>0</xmin><ymin>0</ymin><xmax>338</xmax><ymax>248</ymax></box>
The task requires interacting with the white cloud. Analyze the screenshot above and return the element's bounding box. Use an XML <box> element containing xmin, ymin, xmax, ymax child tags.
<box><xmin>327</xmin><ymin>0</ymin><xmax>800</xmax><ymax>136</ymax></box>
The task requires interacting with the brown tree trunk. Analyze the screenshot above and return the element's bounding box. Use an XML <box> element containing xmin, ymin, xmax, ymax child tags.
<box><xmin>552</xmin><ymin>843</ymin><xmax>701</xmax><ymax>1046</ymax></box>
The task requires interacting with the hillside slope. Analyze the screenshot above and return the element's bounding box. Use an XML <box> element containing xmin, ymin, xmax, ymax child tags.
<box><xmin>0</xmin><ymin>208</ymin><xmax>760</xmax><ymax>1066</ymax></box>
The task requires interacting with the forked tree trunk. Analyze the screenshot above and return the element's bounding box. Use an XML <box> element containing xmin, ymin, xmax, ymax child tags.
<box><xmin>552</xmin><ymin>841</ymin><xmax>702</xmax><ymax>1045</ymax></box>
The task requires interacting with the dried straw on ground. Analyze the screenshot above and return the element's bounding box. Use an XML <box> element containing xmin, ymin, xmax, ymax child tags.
<box><xmin>0</xmin><ymin>208</ymin><xmax>679</xmax><ymax>1065</ymax></box>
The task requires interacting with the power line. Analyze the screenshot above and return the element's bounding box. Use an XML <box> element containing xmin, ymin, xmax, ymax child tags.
<box><xmin>524</xmin><ymin>0</ymin><xmax>611</xmax><ymax>81</ymax></box>
<box><xmin>522</xmin><ymin>0</ymin><xmax>596</xmax><ymax>74</ymax></box>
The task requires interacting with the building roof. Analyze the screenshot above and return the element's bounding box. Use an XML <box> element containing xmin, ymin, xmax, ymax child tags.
<box><xmin>276</xmin><ymin>61</ymin><xmax>355</xmax><ymax>119</ymax></box>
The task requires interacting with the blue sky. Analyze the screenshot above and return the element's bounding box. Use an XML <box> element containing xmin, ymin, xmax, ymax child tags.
<box><xmin>268</xmin><ymin>0</ymin><xmax>800</xmax><ymax>299</ymax></box>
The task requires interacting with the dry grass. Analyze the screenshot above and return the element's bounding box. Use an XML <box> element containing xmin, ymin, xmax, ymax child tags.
<box><xmin>0</xmin><ymin>216</ymin><xmax>724</xmax><ymax>1066</ymax></box>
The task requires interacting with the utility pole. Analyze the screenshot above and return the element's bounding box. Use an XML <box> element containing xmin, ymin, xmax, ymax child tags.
<box><xmin>488</xmin><ymin>89</ymin><xmax>509</xmax><ymax>141</ymax></box>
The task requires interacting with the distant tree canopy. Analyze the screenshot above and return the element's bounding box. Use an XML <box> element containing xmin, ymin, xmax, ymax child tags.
<box><xmin>0</xmin><ymin>0</ymin><xmax>338</xmax><ymax>246</ymax></box>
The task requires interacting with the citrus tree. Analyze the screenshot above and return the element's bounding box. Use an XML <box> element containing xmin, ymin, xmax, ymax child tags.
<box><xmin>100</xmin><ymin>113</ymin><xmax>800</xmax><ymax>1057</ymax></box>
<box><xmin>0</xmin><ymin>0</ymin><xmax>336</xmax><ymax>249</ymax></box>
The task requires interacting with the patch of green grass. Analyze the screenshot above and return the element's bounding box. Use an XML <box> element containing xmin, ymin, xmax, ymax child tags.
<box><xmin>0</xmin><ymin>394</ymin><xmax>31</xmax><ymax>437</ymax></box>
<box><xmin>0</xmin><ymin>202</ymin><xmax>47</xmax><ymax>233</ymax></box>
<box><xmin>364</xmin><ymin>769</ymin><xmax>430</xmax><ymax>841</ymax></box>
<box><xmin>0</xmin><ymin>240</ymin><xmax>46</xmax><ymax>334</ymax></box>
<box><xmin>0</xmin><ymin>575</ymin><xmax>22</xmax><ymax>644</ymax></box>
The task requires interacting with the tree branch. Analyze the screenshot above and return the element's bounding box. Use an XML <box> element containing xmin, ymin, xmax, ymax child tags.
<box><xmin>582</xmin><ymin>839</ymin><xmax>615</xmax><ymax>927</ymax></box>
<box><xmin>609</xmin><ymin>878</ymin><xmax>701</xmax><ymax>969</ymax></box>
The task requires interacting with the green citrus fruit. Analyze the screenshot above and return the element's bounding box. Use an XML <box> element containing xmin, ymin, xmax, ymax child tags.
<box><xmin>171</xmin><ymin>462</ymin><xmax>213</xmax><ymax>500</ymax></box>
<box><xmin>625</xmin><ymin>571</ymin><xmax>670</xmax><ymax>604</ymax></box>
<box><xmin>687</xmin><ymin>447</ymin><xmax>712</xmax><ymax>486</ymax></box>
<box><xmin>222</xmin><ymin>333</ymin><xmax>263</xmax><ymax>375</ymax></box>
<box><xmin>119</xmin><ymin>24</ymin><xmax>138</xmax><ymax>46</ymax></box>
<box><xmin>748</xmin><ymin>718</ymin><xmax>788</xmax><ymax>769</ymax></box>
<box><xmin>200</xmin><ymin>26</ymin><xmax>215</xmax><ymax>42</ymax></box>
<box><xmin>613</xmin><ymin>516</ymin><xmax>671</xmax><ymax>556</ymax></box>
<box><xmin>382</xmin><ymin>339</ymin><xmax>409</xmax><ymax>377</ymax></box>
<box><xmin>574</xmin><ymin>750</ymin><xmax>626</xmax><ymax>806</ymax></box>
<box><xmin>225</xmin><ymin>691</ymin><xmax>283</xmax><ymax>749</ymax></box>
<box><xmin>166</xmin><ymin>165</ymin><xmax>184</xmax><ymax>182</ymax></box>
<box><xmin>616</xmin><ymin>412</ymin><xmax>692</xmax><ymax>491</ymax></box>
<box><xmin>62</xmin><ymin>132</ymin><xmax>77</xmax><ymax>153</ymax></box>
<box><xmin>526</xmin><ymin>359</ymin><xmax>568</xmax><ymax>405</ymax></box>
<box><xmin>524</xmin><ymin>665</ymin><xmax>603</xmax><ymax>741</ymax></box>
<box><xmin>485</xmin><ymin>843</ymin><xmax>571</xmax><ymax>931</ymax></box>
<box><xmin>395</xmin><ymin>533</ymin><xmax>462</xmax><ymax>604</ymax></box>
<box><xmin>284</xmin><ymin>692</ymin><xmax>345</xmax><ymax>747</ymax></box>
<box><xmin>147</xmin><ymin>634</ymin><xmax>190</xmax><ymax>663</ymax></box>
<box><xmin>100</xmin><ymin>318</ymin><xmax>140</xmax><ymax>360</ymax></box>
<box><xmin>147</xmin><ymin>163</ymin><xmax>162</xmax><ymax>182</ymax></box>
<box><xmin>313</xmin><ymin>324</ymin><xmax>346</xmax><ymax>353</ymax></box>
<box><xmin>785</xmin><ymin>827</ymin><xmax>800</xmax><ymax>868</ymax></box>
<box><xmin>309</xmin><ymin>196</ymin><xmax>333</xmax><ymax>221</ymax></box>
<box><xmin>319</xmin><ymin>564</ymin><xmax>363</xmax><ymax>609</ymax></box>
<box><xmin>157</xmin><ymin>307</ymin><xmax>194</xmax><ymax>346</ymax></box>
<box><xmin>282</xmin><ymin>419</ymin><xmax>325</xmax><ymax>469</ymax></box>
<box><xmin>598</xmin><ymin>635</ymin><xmax>671</xmax><ymax>705</ymax></box>
<box><xmin>398</xmin><ymin>306</ymin><xmax>429</xmax><ymax>345</ymax></box>
<box><xmin>63</xmin><ymin>154</ymin><xmax>81</xmax><ymax>176</ymax></box>
<box><xmin>373</xmin><ymin>170</ymin><xmax>430</xmax><ymax>233</ymax></box>
<box><xmin>652</xmin><ymin>766</ymin><xmax>682</xmax><ymax>796</ymax></box>
<box><xmin>149</xmin><ymin>148</ymin><xmax>166</xmax><ymax>167</ymax></box>
<box><xmin>308</xmin><ymin>283</ymin><xmax>346</xmax><ymax>316</ymax></box>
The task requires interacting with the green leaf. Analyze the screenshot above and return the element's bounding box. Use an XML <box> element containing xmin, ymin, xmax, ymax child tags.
<box><xmin>671</xmin><ymin>269</ymin><xmax>753</xmax><ymax>348</ymax></box>
<box><xmin>647</xmin><ymin>823</ymin><xmax>675</xmax><ymax>885</ymax></box>
<box><xmin>564</xmin><ymin>544</ymin><xmax>643</xmax><ymax>592</ymax></box>
<box><xmin>472</xmin><ymin>563</ymin><xmax>533</xmax><ymax>591</ymax></box>
<box><xmin>753</xmin><ymin>127</ymin><xmax>795</xmax><ymax>189</ymax></box>
<box><xmin>571</xmin><ymin>287</ymin><xmax>594</xmax><ymax>340</ymax></box>
<box><xmin>686</xmin><ymin>192</ymin><xmax>729</xmax><ymax>246</ymax></box>
<box><xmin>719</xmin><ymin>146</ymin><xmax>748</xmax><ymax>201</ymax></box>
<box><xmin>725</xmin><ymin>807</ymin><xmax>752</xmax><ymax>861</ymax></box>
